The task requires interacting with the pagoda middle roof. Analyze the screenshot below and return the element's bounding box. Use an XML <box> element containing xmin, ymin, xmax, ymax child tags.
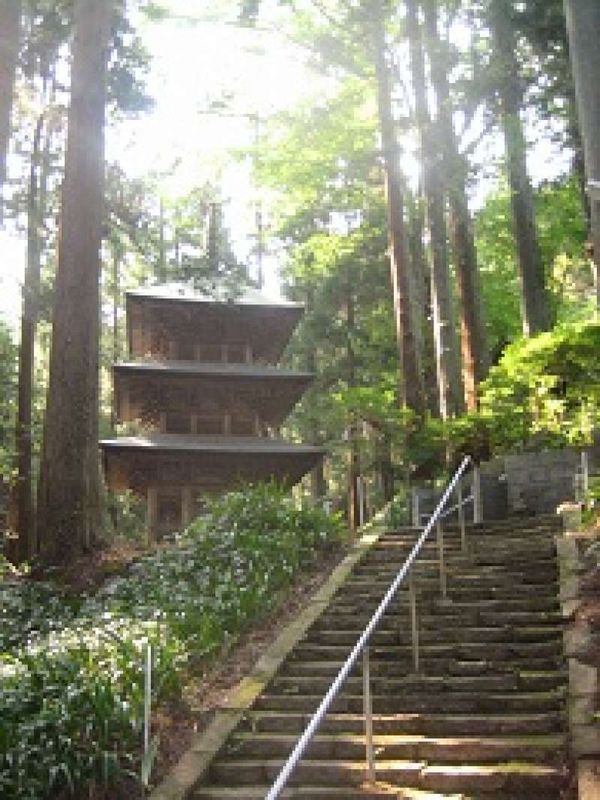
<box><xmin>113</xmin><ymin>361</ymin><xmax>314</xmax><ymax>381</ymax></box>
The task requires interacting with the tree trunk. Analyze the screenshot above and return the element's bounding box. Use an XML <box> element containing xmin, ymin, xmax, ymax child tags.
<box><xmin>489</xmin><ymin>0</ymin><xmax>551</xmax><ymax>335</ymax></box>
<box><xmin>37</xmin><ymin>0</ymin><xmax>114</xmax><ymax>564</ymax></box>
<box><xmin>304</xmin><ymin>290</ymin><xmax>327</xmax><ymax>505</ymax></box>
<box><xmin>110</xmin><ymin>240</ymin><xmax>121</xmax><ymax>432</ymax></box>
<box><xmin>564</xmin><ymin>0</ymin><xmax>600</xmax><ymax>311</ymax></box>
<box><xmin>158</xmin><ymin>198</ymin><xmax>167</xmax><ymax>282</ymax></box>
<box><xmin>0</xmin><ymin>0</ymin><xmax>20</xmax><ymax>198</ymax></box>
<box><xmin>375</xmin><ymin>432</ymin><xmax>394</xmax><ymax>502</ymax></box>
<box><xmin>346</xmin><ymin>289</ymin><xmax>361</xmax><ymax>530</ymax></box>
<box><xmin>13</xmin><ymin>114</ymin><xmax>43</xmax><ymax>561</ymax></box>
<box><xmin>406</xmin><ymin>0</ymin><xmax>462</xmax><ymax>419</ymax></box>
<box><xmin>423</xmin><ymin>0</ymin><xmax>489</xmax><ymax>410</ymax></box>
<box><xmin>406</xmin><ymin>190</ymin><xmax>438</xmax><ymax>415</ymax></box>
<box><xmin>372</xmin><ymin>7</ymin><xmax>426</xmax><ymax>414</ymax></box>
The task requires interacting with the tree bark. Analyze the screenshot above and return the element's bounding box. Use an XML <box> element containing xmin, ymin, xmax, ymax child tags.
<box><xmin>564</xmin><ymin>0</ymin><xmax>600</xmax><ymax>311</ymax></box>
<box><xmin>304</xmin><ymin>289</ymin><xmax>327</xmax><ymax>505</ymax></box>
<box><xmin>375</xmin><ymin>431</ymin><xmax>394</xmax><ymax>502</ymax></box>
<box><xmin>423</xmin><ymin>0</ymin><xmax>489</xmax><ymax>410</ymax></box>
<box><xmin>158</xmin><ymin>197</ymin><xmax>167</xmax><ymax>282</ymax></box>
<box><xmin>406</xmin><ymin>0</ymin><xmax>462</xmax><ymax>419</ymax></box>
<box><xmin>346</xmin><ymin>289</ymin><xmax>361</xmax><ymax>530</ymax></box>
<box><xmin>488</xmin><ymin>0</ymin><xmax>551</xmax><ymax>335</ymax></box>
<box><xmin>372</xmin><ymin>7</ymin><xmax>426</xmax><ymax>414</ymax></box>
<box><xmin>406</xmin><ymin>191</ymin><xmax>438</xmax><ymax>414</ymax></box>
<box><xmin>37</xmin><ymin>0</ymin><xmax>114</xmax><ymax>564</ymax></box>
<box><xmin>0</xmin><ymin>0</ymin><xmax>20</xmax><ymax>199</ymax></box>
<box><xmin>14</xmin><ymin>114</ymin><xmax>43</xmax><ymax>560</ymax></box>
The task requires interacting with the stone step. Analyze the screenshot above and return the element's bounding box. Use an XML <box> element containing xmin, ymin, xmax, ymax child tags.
<box><xmin>268</xmin><ymin>672</ymin><xmax>565</xmax><ymax>697</ymax></box>
<box><xmin>253</xmin><ymin>689</ymin><xmax>564</xmax><ymax>714</ymax></box>
<box><xmin>183</xmin><ymin>515</ymin><xmax>568</xmax><ymax>800</ymax></box>
<box><xmin>290</xmin><ymin>640</ymin><xmax>563</xmax><ymax>662</ymax></box>
<box><xmin>303</xmin><ymin>625</ymin><xmax>563</xmax><ymax>647</ymax></box>
<box><xmin>317</xmin><ymin>609</ymin><xmax>563</xmax><ymax>628</ymax></box>
<box><xmin>192</xmin><ymin>785</ymin><xmax>476</xmax><ymax>799</ymax></box>
<box><xmin>225</xmin><ymin>732</ymin><xmax>565</xmax><ymax>764</ymax></box>
<box><xmin>319</xmin><ymin>599</ymin><xmax>562</xmax><ymax>619</ymax></box>
<box><xmin>208</xmin><ymin>758</ymin><xmax>567</xmax><ymax>796</ymax></box>
<box><xmin>335</xmin><ymin>590</ymin><xmax>560</xmax><ymax>611</ymax></box>
<box><xmin>343</xmin><ymin>578</ymin><xmax>560</xmax><ymax>597</ymax></box>
<box><xmin>242</xmin><ymin>711</ymin><xmax>565</xmax><ymax>737</ymax></box>
<box><xmin>351</xmin><ymin>566</ymin><xmax>559</xmax><ymax>584</ymax></box>
<box><xmin>280</xmin><ymin>652</ymin><xmax>565</xmax><ymax>679</ymax></box>
<box><xmin>308</xmin><ymin>619</ymin><xmax>562</xmax><ymax>639</ymax></box>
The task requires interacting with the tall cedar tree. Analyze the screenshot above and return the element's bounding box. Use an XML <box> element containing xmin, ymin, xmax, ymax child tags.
<box><xmin>564</xmin><ymin>0</ymin><xmax>600</xmax><ymax>310</ymax></box>
<box><xmin>37</xmin><ymin>0</ymin><xmax>114</xmax><ymax>563</ymax></box>
<box><xmin>371</xmin><ymin>3</ymin><xmax>426</xmax><ymax>414</ymax></box>
<box><xmin>406</xmin><ymin>0</ymin><xmax>462</xmax><ymax>418</ymax></box>
<box><xmin>423</xmin><ymin>0</ymin><xmax>489</xmax><ymax>409</ymax></box>
<box><xmin>488</xmin><ymin>0</ymin><xmax>551</xmax><ymax>335</ymax></box>
<box><xmin>14</xmin><ymin>112</ymin><xmax>45</xmax><ymax>560</ymax></box>
<box><xmin>0</xmin><ymin>0</ymin><xmax>21</xmax><ymax>196</ymax></box>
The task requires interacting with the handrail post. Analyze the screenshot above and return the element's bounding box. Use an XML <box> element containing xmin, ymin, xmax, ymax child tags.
<box><xmin>437</xmin><ymin>519</ymin><xmax>447</xmax><ymax>600</ymax></box>
<box><xmin>457</xmin><ymin>480</ymin><xmax>466</xmax><ymax>553</ymax></box>
<box><xmin>412</xmin><ymin>489</ymin><xmax>420</xmax><ymax>528</ymax></box>
<box><xmin>581</xmin><ymin>451</ymin><xmax>590</xmax><ymax>502</ymax></box>
<box><xmin>473</xmin><ymin>465</ymin><xmax>482</xmax><ymax>524</ymax></box>
<box><xmin>363</xmin><ymin>646</ymin><xmax>375</xmax><ymax>783</ymax></box>
<box><xmin>409</xmin><ymin>574</ymin><xmax>420</xmax><ymax>674</ymax></box>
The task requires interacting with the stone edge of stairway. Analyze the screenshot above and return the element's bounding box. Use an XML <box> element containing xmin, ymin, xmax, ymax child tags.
<box><xmin>149</xmin><ymin>511</ymin><xmax>394</xmax><ymax>800</ymax></box>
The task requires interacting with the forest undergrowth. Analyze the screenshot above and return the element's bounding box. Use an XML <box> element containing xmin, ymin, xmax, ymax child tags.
<box><xmin>0</xmin><ymin>484</ymin><xmax>345</xmax><ymax>800</ymax></box>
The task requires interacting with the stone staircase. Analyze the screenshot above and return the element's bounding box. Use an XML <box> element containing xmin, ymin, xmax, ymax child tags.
<box><xmin>191</xmin><ymin>515</ymin><xmax>571</xmax><ymax>799</ymax></box>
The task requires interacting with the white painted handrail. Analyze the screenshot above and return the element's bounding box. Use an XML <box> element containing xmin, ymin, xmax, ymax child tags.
<box><xmin>265</xmin><ymin>455</ymin><xmax>474</xmax><ymax>799</ymax></box>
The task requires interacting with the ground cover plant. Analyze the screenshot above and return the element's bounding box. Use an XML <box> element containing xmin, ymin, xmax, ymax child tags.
<box><xmin>0</xmin><ymin>483</ymin><xmax>344</xmax><ymax>799</ymax></box>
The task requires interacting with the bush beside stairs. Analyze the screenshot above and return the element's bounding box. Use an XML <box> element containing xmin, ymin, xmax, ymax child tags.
<box><xmin>189</xmin><ymin>515</ymin><xmax>571</xmax><ymax>799</ymax></box>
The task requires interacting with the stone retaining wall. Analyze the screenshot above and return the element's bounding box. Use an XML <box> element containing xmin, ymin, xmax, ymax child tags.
<box><xmin>412</xmin><ymin>446</ymin><xmax>600</xmax><ymax>523</ymax></box>
<box><xmin>556</xmin><ymin>514</ymin><xmax>600</xmax><ymax>800</ymax></box>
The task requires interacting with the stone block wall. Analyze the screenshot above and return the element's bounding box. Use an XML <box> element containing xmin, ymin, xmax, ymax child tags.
<box><xmin>556</xmin><ymin>529</ymin><xmax>600</xmax><ymax>762</ymax></box>
<box><xmin>411</xmin><ymin>446</ymin><xmax>599</xmax><ymax>524</ymax></box>
<box><xmin>505</xmin><ymin>449</ymin><xmax>581</xmax><ymax>516</ymax></box>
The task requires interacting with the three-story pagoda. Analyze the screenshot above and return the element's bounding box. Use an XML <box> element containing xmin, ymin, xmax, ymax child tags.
<box><xmin>100</xmin><ymin>284</ymin><xmax>324</xmax><ymax>536</ymax></box>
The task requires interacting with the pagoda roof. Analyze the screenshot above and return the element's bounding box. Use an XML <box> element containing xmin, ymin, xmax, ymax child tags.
<box><xmin>113</xmin><ymin>360</ymin><xmax>313</xmax><ymax>381</ymax></box>
<box><xmin>127</xmin><ymin>283</ymin><xmax>303</xmax><ymax>310</ymax></box>
<box><xmin>100</xmin><ymin>434</ymin><xmax>323</xmax><ymax>456</ymax></box>
<box><xmin>126</xmin><ymin>284</ymin><xmax>304</xmax><ymax>364</ymax></box>
<box><xmin>101</xmin><ymin>434</ymin><xmax>324</xmax><ymax>490</ymax></box>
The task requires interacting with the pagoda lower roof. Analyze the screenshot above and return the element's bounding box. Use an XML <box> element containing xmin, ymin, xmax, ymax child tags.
<box><xmin>100</xmin><ymin>434</ymin><xmax>323</xmax><ymax>456</ymax></box>
<box><xmin>113</xmin><ymin>361</ymin><xmax>314</xmax><ymax>381</ymax></box>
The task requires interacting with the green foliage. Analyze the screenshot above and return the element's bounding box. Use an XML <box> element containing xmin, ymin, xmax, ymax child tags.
<box><xmin>0</xmin><ymin>484</ymin><xmax>344</xmax><ymax>798</ymax></box>
<box><xmin>105</xmin><ymin>490</ymin><xmax>147</xmax><ymax>542</ymax></box>
<box><xmin>432</xmin><ymin>321</ymin><xmax>600</xmax><ymax>463</ymax></box>
<box><xmin>474</xmin><ymin>186</ymin><xmax>523</xmax><ymax>358</ymax></box>
<box><xmin>478</xmin><ymin>321</ymin><xmax>600</xmax><ymax>452</ymax></box>
<box><xmin>475</xmin><ymin>177</ymin><xmax>592</xmax><ymax>360</ymax></box>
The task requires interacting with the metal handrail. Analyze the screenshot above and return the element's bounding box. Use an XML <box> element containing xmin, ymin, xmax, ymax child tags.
<box><xmin>265</xmin><ymin>455</ymin><xmax>474</xmax><ymax>800</ymax></box>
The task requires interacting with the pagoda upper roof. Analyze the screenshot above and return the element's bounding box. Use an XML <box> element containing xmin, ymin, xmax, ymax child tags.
<box><xmin>127</xmin><ymin>282</ymin><xmax>303</xmax><ymax>310</ymax></box>
<box><xmin>126</xmin><ymin>283</ymin><xmax>304</xmax><ymax>364</ymax></box>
